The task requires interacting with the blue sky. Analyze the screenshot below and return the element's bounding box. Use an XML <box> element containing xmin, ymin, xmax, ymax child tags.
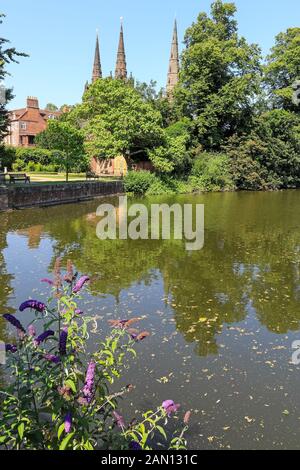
<box><xmin>2</xmin><ymin>0</ymin><xmax>300</xmax><ymax>109</ymax></box>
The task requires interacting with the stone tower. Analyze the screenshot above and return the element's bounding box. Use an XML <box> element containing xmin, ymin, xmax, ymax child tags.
<box><xmin>167</xmin><ymin>20</ymin><xmax>180</xmax><ymax>98</ymax></box>
<box><xmin>92</xmin><ymin>33</ymin><xmax>102</xmax><ymax>82</ymax></box>
<box><xmin>115</xmin><ymin>20</ymin><xmax>127</xmax><ymax>80</ymax></box>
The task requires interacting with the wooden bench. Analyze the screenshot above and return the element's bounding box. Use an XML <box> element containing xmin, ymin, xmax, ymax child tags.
<box><xmin>86</xmin><ymin>172</ymin><xmax>100</xmax><ymax>181</ymax></box>
<box><xmin>9</xmin><ymin>173</ymin><xmax>30</xmax><ymax>184</ymax></box>
<box><xmin>0</xmin><ymin>173</ymin><xmax>6</xmax><ymax>184</ymax></box>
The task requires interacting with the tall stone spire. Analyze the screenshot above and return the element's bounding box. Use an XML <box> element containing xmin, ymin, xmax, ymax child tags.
<box><xmin>92</xmin><ymin>32</ymin><xmax>102</xmax><ymax>82</ymax></box>
<box><xmin>167</xmin><ymin>20</ymin><xmax>180</xmax><ymax>98</ymax></box>
<box><xmin>115</xmin><ymin>19</ymin><xmax>127</xmax><ymax>80</ymax></box>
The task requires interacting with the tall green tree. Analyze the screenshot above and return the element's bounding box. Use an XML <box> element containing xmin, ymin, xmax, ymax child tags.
<box><xmin>35</xmin><ymin>121</ymin><xmax>86</xmax><ymax>181</ymax></box>
<box><xmin>176</xmin><ymin>0</ymin><xmax>262</xmax><ymax>149</ymax></box>
<box><xmin>66</xmin><ymin>78</ymin><xmax>166</xmax><ymax>163</ymax></box>
<box><xmin>0</xmin><ymin>13</ymin><xmax>27</xmax><ymax>142</ymax></box>
<box><xmin>264</xmin><ymin>28</ymin><xmax>300</xmax><ymax>111</ymax></box>
<box><xmin>45</xmin><ymin>103</ymin><xmax>58</xmax><ymax>111</ymax></box>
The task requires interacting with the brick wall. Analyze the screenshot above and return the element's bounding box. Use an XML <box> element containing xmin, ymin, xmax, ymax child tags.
<box><xmin>0</xmin><ymin>181</ymin><xmax>124</xmax><ymax>211</ymax></box>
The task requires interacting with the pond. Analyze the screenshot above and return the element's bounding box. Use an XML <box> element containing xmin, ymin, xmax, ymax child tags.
<box><xmin>1</xmin><ymin>190</ymin><xmax>300</xmax><ymax>450</ymax></box>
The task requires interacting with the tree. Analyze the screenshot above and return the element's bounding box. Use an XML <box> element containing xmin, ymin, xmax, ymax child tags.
<box><xmin>35</xmin><ymin>121</ymin><xmax>86</xmax><ymax>181</ymax></box>
<box><xmin>45</xmin><ymin>103</ymin><xmax>58</xmax><ymax>111</ymax></box>
<box><xmin>175</xmin><ymin>0</ymin><xmax>262</xmax><ymax>149</ymax></box>
<box><xmin>134</xmin><ymin>79</ymin><xmax>178</xmax><ymax>128</ymax></box>
<box><xmin>264</xmin><ymin>28</ymin><xmax>300</xmax><ymax>111</ymax></box>
<box><xmin>225</xmin><ymin>109</ymin><xmax>300</xmax><ymax>189</ymax></box>
<box><xmin>0</xmin><ymin>13</ymin><xmax>27</xmax><ymax>141</ymax></box>
<box><xmin>66</xmin><ymin>78</ymin><xmax>166</xmax><ymax>163</ymax></box>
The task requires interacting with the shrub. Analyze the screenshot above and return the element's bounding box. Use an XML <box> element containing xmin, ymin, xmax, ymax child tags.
<box><xmin>189</xmin><ymin>152</ymin><xmax>235</xmax><ymax>192</ymax></box>
<box><xmin>147</xmin><ymin>176</ymin><xmax>192</xmax><ymax>195</ymax></box>
<box><xmin>0</xmin><ymin>146</ymin><xmax>16</xmax><ymax>170</ymax></box>
<box><xmin>0</xmin><ymin>260</ymin><xmax>190</xmax><ymax>450</ymax></box>
<box><xmin>12</xmin><ymin>159</ymin><xmax>26</xmax><ymax>172</ymax></box>
<box><xmin>146</xmin><ymin>177</ymin><xmax>175</xmax><ymax>195</ymax></box>
<box><xmin>15</xmin><ymin>147</ymin><xmax>53</xmax><ymax>166</ymax></box>
<box><xmin>124</xmin><ymin>171</ymin><xmax>156</xmax><ymax>195</ymax></box>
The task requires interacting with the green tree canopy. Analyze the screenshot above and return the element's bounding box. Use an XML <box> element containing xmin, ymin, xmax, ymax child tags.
<box><xmin>35</xmin><ymin>121</ymin><xmax>86</xmax><ymax>181</ymax></box>
<box><xmin>45</xmin><ymin>103</ymin><xmax>58</xmax><ymax>111</ymax></box>
<box><xmin>176</xmin><ymin>0</ymin><xmax>262</xmax><ymax>150</ymax></box>
<box><xmin>264</xmin><ymin>27</ymin><xmax>300</xmax><ymax>111</ymax></box>
<box><xmin>66</xmin><ymin>78</ymin><xmax>166</xmax><ymax>162</ymax></box>
<box><xmin>225</xmin><ymin>109</ymin><xmax>300</xmax><ymax>190</ymax></box>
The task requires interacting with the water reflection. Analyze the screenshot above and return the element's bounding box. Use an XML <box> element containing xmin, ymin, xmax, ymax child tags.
<box><xmin>1</xmin><ymin>192</ymin><xmax>300</xmax><ymax>352</ymax></box>
<box><xmin>1</xmin><ymin>191</ymin><xmax>300</xmax><ymax>448</ymax></box>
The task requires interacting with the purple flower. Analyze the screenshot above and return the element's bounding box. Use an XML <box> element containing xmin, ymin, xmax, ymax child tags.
<box><xmin>162</xmin><ymin>400</ymin><xmax>180</xmax><ymax>417</ymax></box>
<box><xmin>64</xmin><ymin>412</ymin><xmax>72</xmax><ymax>434</ymax></box>
<box><xmin>130</xmin><ymin>333</ymin><xmax>138</xmax><ymax>340</ymax></box>
<box><xmin>41</xmin><ymin>278</ymin><xmax>54</xmax><ymax>286</ymax></box>
<box><xmin>34</xmin><ymin>330</ymin><xmax>54</xmax><ymax>346</ymax></box>
<box><xmin>75</xmin><ymin>309</ymin><xmax>84</xmax><ymax>315</ymax></box>
<box><xmin>28</xmin><ymin>324</ymin><xmax>37</xmax><ymax>337</ymax></box>
<box><xmin>82</xmin><ymin>360</ymin><xmax>96</xmax><ymax>403</ymax></box>
<box><xmin>5</xmin><ymin>344</ymin><xmax>17</xmax><ymax>353</ymax></box>
<box><xmin>130</xmin><ymin>441</ymin><xmax>142</xmax><ymax>451</ymax></box>
<box><xmin>3</xmin><ymin>314</ymin><xmax>26</xmax><ymax>333</ymax></box>
<box><xmin>59</xmin><ymin>327</ymin><xmax>68</xmax><ymax>355</ymax></box>
<box><xmin>73</xmin><ymin>276</ymin><xmax>90</xmax><ymax>294</ymax></box>
<box><xmin>113</xmin><ymin>411</ymin><xmax>125</xmax><ymax>429</ymax></box>
<box><xmin>44</xmin><ymin>354</ymin><xmax>60</xmax><ymax>364</ymax></box>
<box><xmin>19</xmin><ymin>300</ymin><xmax>46</xmax><ymax>313</ymax></box>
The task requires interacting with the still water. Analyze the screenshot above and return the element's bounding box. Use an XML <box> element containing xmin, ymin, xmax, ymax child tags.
<box><xmin>1</xmin><ymin>190</ymin><xmax>300</xmax><ymax>449</ymax></box>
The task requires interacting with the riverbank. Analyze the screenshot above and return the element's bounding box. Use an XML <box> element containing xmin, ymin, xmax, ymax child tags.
<box><xmin>0</xmin><ymin>180</ymin><xmax>124</xmax><ymax>211</ymax></box>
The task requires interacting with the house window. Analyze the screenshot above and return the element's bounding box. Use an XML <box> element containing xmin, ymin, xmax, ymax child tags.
<box><xmin>20</xmin><ymin>121</ymin><xmax>27</xmax><ymax>130</ymax></box>
<box><xmin>28</xmin><ymin>135</ymin><xmax>35</xmax><ymax>145</ymax></box>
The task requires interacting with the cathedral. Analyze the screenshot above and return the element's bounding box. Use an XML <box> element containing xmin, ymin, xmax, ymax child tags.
<box><xmin>85</xmin><ymin>20</ymin><xmax>180</xmax><ymax>99</ymax></box>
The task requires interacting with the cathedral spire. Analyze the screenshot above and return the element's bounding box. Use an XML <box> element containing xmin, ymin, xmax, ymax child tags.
<box><xmin>167</xmin><ymin>20</ymin><xmax>180</xmax><ymax>98</ymax></box>
<box><xmin>92</xmin><ymin>32</ymin><xmax>102</xmax><ymax>82</ymax></box>
<box><xmin>115</xmin><ymin>18</ymin><xmax>127</xmax><ymax>80</ymax></box>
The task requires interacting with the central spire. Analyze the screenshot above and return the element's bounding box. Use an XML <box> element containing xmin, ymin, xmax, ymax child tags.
<box><xmin>115</xmin><ymin>18</ymin><xmax>127</xmax><ymax>80</ymax></box>
<box><xmin>92</xmin><ymin>32</ymin><xmax>102</xmax><ymax>82</ymax></box>
<box><xmin>167</xmin><ymin>20</ymin><xmax>180</xmax><ymax>99</ymax></box>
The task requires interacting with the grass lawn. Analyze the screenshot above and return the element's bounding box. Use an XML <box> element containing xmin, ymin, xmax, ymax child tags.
<box><xmin>2</xmin><ymin>172</ymin><xmax>120</xmax><ymax>185</ymax></box>
<box><xmin>28</xmin><ymin>172</ymin><xmax>86</xmax><ymax>182</ymax></box>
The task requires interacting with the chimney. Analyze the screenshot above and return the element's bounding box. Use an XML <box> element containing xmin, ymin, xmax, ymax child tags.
<box><xmin>27</xmin><ymin>96</ymin><xmax>39</xmax><ymax>109</ymax></box>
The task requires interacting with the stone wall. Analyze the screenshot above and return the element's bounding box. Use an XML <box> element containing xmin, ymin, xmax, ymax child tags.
<box><xmin>0</xmin><ymin>180</ymin><xmax>124</xmax><ymax>211</ymax></box>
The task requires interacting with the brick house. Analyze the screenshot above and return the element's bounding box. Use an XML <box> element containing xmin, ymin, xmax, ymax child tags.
<box><xmin>4</xmin><ymin>97</ymin><xmax>61</xmax><ymax>147</ymax></box>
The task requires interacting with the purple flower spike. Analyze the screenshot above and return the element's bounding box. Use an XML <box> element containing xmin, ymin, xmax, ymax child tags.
<box><xmin>162</xmin><ymin>400</ymin><xmax>181</xmax><ymax>417</ymax></box>
<box><xmin>64</xmin><ymin>412</ymin><xmax>72</xmax><ymax>434</ymax></box>
<box><xmin>19</xmin><ymin>300</ymin><xmax>46</xmax><ymax>313</ymax></box>
<box><xmin>75</xmin><ymin>309</ymin><xmax>84</xmax><ymax>315</ymax></box>
<box><xmin>82</xmin><ymin>360</ymin><xmax>96</xmax><ymax>403</ymax></box>
<box><xmin>41</xmin><ymin>278</ymin><xmax>54</xmax><ymax>286</ymax></box>
<box><xmin>3</xmin><ymin>314</ymin><xmax>26</xmax><ymax>333</ymax></box>
<box><xmin>28</xmin><ymin>324</ymin><xmax>37</xmax><ymax>337</ymax></box>
<box><xmin>113</xmin><ymin>411</ymin><xmax>125</xmax><ymax>429</ymax></box>
<box><xmin>130</xmin><ymin>441</ymin><xmax>142</xmax><ymax>451</ymax></box>
<box><xmin>34</xmin><ymin>330</ymin><xmax>54</xmax><ymax>347</ymax></box>
<box><xmin>73</xmin><ymin>276</ymin><xmax>90</xmax><ymax>294</ymax></box>
<box><xmin>44</xmin><ymin>354</ymin><xmax>60</xmax><ymax>364</ymax></box>
<box><xmin>5</xmin><ymin>344</ymin><xmax>17</xmax><ymax>353</ymax></box>
<box><xmin>59</xmin><ymin>327</ymin><xmax>68</xmax><ymax>355</ymax></box>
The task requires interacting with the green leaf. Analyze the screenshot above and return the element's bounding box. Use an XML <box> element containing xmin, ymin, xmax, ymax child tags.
<box><xmin>58</xmin><ymin>423</ymin><xmax>65</xmax><ymax>440</ymax></box>
<box><xmin>18</xmin><ymin>422</ymin><xmax>25</xmax><ymax>440</ymax></box>
<box><xmin>65</xmin><ymin>379</ymin><xmax>77</xmax><ymax>393</ymax></box>
<box><xmin>59</xmin><ymin>432</ymin><xmax>75</xmax><ymax>450</ymax></box>
<box><xmin>156</xmin><ymin>425</ymin><xmax>167</xmax><ymax>440</ymax></box>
